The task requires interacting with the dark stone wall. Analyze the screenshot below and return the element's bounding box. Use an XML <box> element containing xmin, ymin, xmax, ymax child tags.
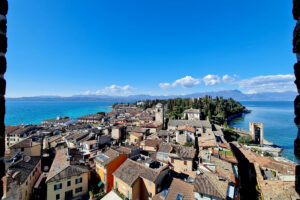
<box><xmin>0</xmin><ymin>0</ymin><xmax>7</xmax><ymax>198</ymax></box>
<box><xmin>230</xmin><ymin>143</ymin><xmax>258</xmax><ymax>200</ymax></box>
<box><xmin>293</xmin><ymin>0</ymin><xmax>300</xmax><ymax>194</ymax></box>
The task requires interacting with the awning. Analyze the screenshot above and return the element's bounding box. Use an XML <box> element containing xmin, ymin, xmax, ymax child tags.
<box><xmin>98</xmin><ymin>181</ymin><xmax>103</xmax><ymax>187</ymax></box>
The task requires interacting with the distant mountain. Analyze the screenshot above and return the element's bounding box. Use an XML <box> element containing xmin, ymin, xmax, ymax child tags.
<box><xmin>6</xmin><ymin>90</ymin><xmax>297</xmax><ymax>102</ymax></box>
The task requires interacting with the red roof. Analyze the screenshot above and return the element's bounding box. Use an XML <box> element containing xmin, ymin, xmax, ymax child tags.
<box><xmin>131</xmin><ymin>132</ymin><xmax>143</xmax><ymax>138</ymax></box>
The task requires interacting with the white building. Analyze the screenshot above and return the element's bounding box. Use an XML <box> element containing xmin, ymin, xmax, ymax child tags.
<box><xmin>183</xmin><ymin>108</ymin><xmax>201</xmax><ymax>120</ymax></box>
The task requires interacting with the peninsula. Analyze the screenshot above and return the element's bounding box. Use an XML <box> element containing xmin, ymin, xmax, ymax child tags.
<box><xmin>2</xmin><ymin>98</ymin><xmax>298</xmax><ymax>200</ymax></box>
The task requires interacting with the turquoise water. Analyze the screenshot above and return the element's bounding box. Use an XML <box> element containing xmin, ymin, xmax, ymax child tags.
<box><xmin>5</xmin><ymin>101</ymin><xmax>113</xmax><ymax>125</ymax></box>
<box><xmin>5</xmin><ymin>100</ymin><xmax>297</xmax><ymax>161</ymax></box>
<box><xmin>229</xmin><ymin>101</ymin><xmax>297</xmax><ymax>162</ymax></box>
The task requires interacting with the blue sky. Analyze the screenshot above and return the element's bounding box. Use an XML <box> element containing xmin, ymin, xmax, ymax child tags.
<box><xmin>5</xmin><ymin>0</ymin><xmax>296</xmax><ymax>97</ymax></box>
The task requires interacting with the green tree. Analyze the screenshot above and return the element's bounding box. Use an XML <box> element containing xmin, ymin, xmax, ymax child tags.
<box><xmin>184</xmin><ymin>142</ymin><xmax>193</xmax><ymax>147</ymax></box>
<box><xmin>238</xmin><ymin>136</ymin><xmax>252</xmax><ymax>145</ymax></box>
<box><xmin>263</xmin><ymin>151</ymin><xmax>274</xmax><ymax>157</ymax></box>
<box><xmin>224</xmin><ymin>128</ymin><xmax>239</xmax><ymax>142</ymax></box>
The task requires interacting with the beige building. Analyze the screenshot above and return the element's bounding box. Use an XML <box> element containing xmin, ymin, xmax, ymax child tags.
<box><xmin>45</xmin><ymin>148</ymin><xmax>89</xmax><ymax>200</ymax></box>
<box><xmin>129</xmin><ymin>132</ymin><xmax>143</xmax><ymax>146</ymax></box>
<box><xmin>9</xmin><ymin>138</ymin><xmax>41</xmax><ymax>157</ymax></box>
<box><xmin>156</xmin><ymin>143</ymin><xmax>196</xmax><ymax>173</ymax></box>
<box><xmin>5</xmin><ymin>125</ymin><xmax>37</xmax><ymax>147</ymax></box>
<box><xmin>140</xmin><ymin>139</ymin><xmax>161</xmax><ymax>152</ymax></box>
<box><xmin>175</xmin><ymin>126</ymin><xmax>196</xmax><ymax>145</ymax></box>
<box><xmin>142</xmin><ymin>122</ymin><xmax>162</xmax><ymax>134</ymax></box>
<box><xmin>2</xmin><ymin>156</ymin><xmax>41</xmax><ymax>200</ymax></box>
<box><xmin>113</xmin><ymin>156</ymin><xmax>169</xmax><ymax>200</ymax></box>
<box><xmin>111</xmin><ymin>125</ymin><xmax>125</xmax><ymax>140</ymax></box>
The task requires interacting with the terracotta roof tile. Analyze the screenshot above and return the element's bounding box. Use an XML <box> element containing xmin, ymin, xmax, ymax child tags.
<box><xmin>131</xmin><ymin>132</ymin><xmax>143</xmax><ymax>138</ymax></box>
<box><xmin>46</xmin><ymin>148</ymin><xmax>88</xmax><ymax>183</ymax></box>
<box><xmin>194</xmin><ymin>171</ymin><xmax>228</xmax><ymax>199</ymax></box>
<box><xmin>95</xmin><ymin>148</ymin><xmax>120</xmax><ymax>166</ymax></box>
<box><xmin>144</xmin><ymin>139</ymin><xmax>161</xmax><ymax>147</ymax></box>
<box><xmin>177</xmin><ymin>126</ymin><xmax>196</xmax><ymax>133</ymax></box>
<box><xmin>153</xmin><ymin>178</ymin><xmax>194</xmax><ymax>200</ymax></box>
<box><xmin>113</xmin><ymin>159</ymin><xmax>162</xmax><ymax>186</ymax></box>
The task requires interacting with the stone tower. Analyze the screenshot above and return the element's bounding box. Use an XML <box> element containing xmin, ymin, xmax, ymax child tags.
<box><xmin>155</xmin><ymin>103</ymin><xmax>164</xmax><ymax>125</ymax></box>
<box><xmin>249</xmin><ymin>122</ymin><xmax>264</xmax><ymax>145</ymax></box>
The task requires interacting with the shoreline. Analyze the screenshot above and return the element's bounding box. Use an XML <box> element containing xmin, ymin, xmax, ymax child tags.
<box><xmin>227</xmin><ymin>109</ymin><xmax>251</xmax><ymax>123</ymax></box>
<box><xmin>230</xmin><ymin>125</ymin><xmax>297</xmax><ymax>163</ymax></box>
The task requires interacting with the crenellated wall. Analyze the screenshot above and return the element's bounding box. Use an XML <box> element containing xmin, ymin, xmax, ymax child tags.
<box><xmin>293</xmin><ymin>0</ymin><xmax>300</xmax><ymax>194</ymax></box>
<box><xmin>0</xmin><ymin>0</ymin><xmax>8</xmax><ymax>198</ymax></box>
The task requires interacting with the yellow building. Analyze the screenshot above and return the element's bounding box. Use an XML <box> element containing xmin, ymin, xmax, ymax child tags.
<box><xmin>113</xmin><ymin>156</ymin><xmax>169</xmax><ymax>200</ymax></box>
<box><xmin>2</xmin><ymin>156</ymin><xmax>41</xmax><ymax>200</ymax></box>
<box><xmin>95</xmin><ymin>148</ymin><xmax>127</xmax><ymax>193</ymax></box>
<box><xmin>129</xmin><ymin>132</ymin><xmax>143</xmax><ymax>146</ymax></box>
<box><xmin>45</xmin><ymin>148</ymin><xmax>89</xmax><ymax>200</ymax></box>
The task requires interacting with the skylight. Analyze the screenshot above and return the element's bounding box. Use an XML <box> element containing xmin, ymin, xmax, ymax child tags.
<box><xmin>160</xmin><ymin>188</ymin><xmax>169</xmax><ymax>199</ymax></box>
<box><xmin>175</xmin><ymin>193</ymin><xmax>184</xmax><ymax>200</ymax></box>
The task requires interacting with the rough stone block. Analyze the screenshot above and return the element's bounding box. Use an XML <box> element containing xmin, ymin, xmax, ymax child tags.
<box><xmin>0</xmin><ymin>33</ymin><xmax>7</xmax><ymax>54</ymax></box>
<box><xmin>0</xmin><ymin>17</ymin><xmax>6</xmax><ymax>34</ymax></box>
<box><xmin>294</xmin><ymin>23</ymin><xmax>300</xmax><ymax>53</ymax></box>
<box><xmin>295</xmin><ymin>95</ymin><xmax>300</xmax><ymax>115</ymax></box>
<box><xmin>294</xmin><ymin>62</ymin><xmax>300</xmax><ymax>72</ymax></box>
<box><xmin>295</xmin><ymin>115</ymin><xmax>300</xmax><ymax>125</ymax></box>
<box><xmin>294</xmin><ymin>0</ymin><xmax>300</xmax><ymax>20</ymax></box>
<box><xmin>0</xmin><ymin>78</ymin><xmax>5</xmax><ymax>96</ymax></box>
<box><xmin>294</xmin><ymin>62</ymin><xmax>300</xmax><ymax>91</ymax></box>
<box><xmin>0</xmin><ymin>55</ymin><xmax>6</xmax><ymax>75</ymax></box>
<box><xmin>0</xmin><ymin>96</ymin><xmax>4</xmax><ymax>123</ymax></box>
<box><xmin>0</xmin><ymin>0</ymin><xmax>8</xmax><ymax>16</ymax></box>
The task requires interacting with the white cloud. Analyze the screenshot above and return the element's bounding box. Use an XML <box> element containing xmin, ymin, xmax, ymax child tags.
<box><xmin>173</xmin><ymin>76</ymin><xmax>201</xmax><ymax>88</ymax></box>
<box><xmin>83</xmin><ymin>84</ymin><xmax>135</xmax><ymax>95</ymax></box>
<box><xmin>237</xmin><ymin>74</ymin><xmax>296</xmax><ymax>93</ymax></box>
<box><xmin>222</xmin><ymin>74</ymin><xmax>236</xmax><ymax>84</ymax></box>
<box><xmin>103</xmin><ymin>84</ymin><xmax>134</xmax><ymax>93</ymax></box>
<box><xmin>158</xmin><ymin>74</ymin><xmax>296</xmax><ymax>93</ymax></box>
<box><xmin>159</xmin><ymin>76</ymin><xmax>201</xmax><ymax>89</ymax></box>
<box><xmin>83</xmin><ymin>90</ymin><xmax>92</xmax><ymax>95</ymax></box>
<box><xmin>203</xmin><ymin>74</ymin><xmax>221</xmax><ymax>86</ymax></box>
<box><xmin>159</xmin><ymin>83</ymin><xmax>172</xmax><ymax>89</ymax></box>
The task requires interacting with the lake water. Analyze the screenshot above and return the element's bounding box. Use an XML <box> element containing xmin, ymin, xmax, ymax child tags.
<box><xmin>5</xmin><ymin>101</ymin><xmax>113</xmax><ymax>125</ymax></box>
<box><xmin>5</xmin><ymin>100</ymin><xmax>297</xmax><ymax>161</ymax></box>
<box><xmin>230</xmin><ymin>101</ymin><xmax>297</xmax><ymax>162</ymax></box>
